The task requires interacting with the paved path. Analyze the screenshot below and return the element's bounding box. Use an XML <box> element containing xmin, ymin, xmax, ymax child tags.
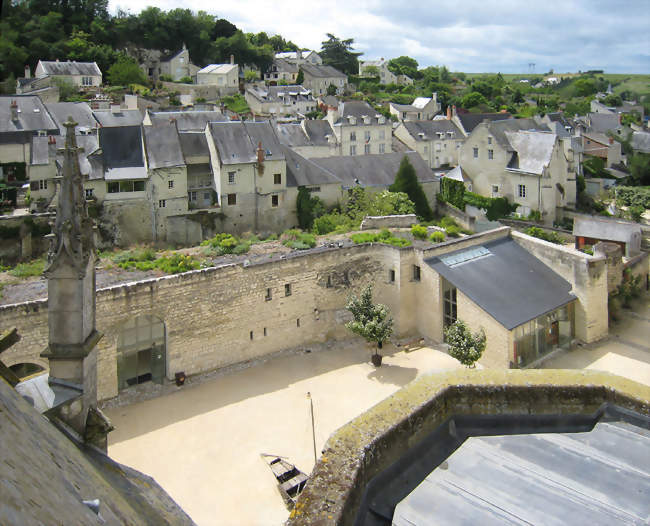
<box><xmin>542</xmin><ymin>293</ymin><xmax>650</xmax><ymax>387</ymax></box>
<box><xmin>105</xmin><ymin>342</ymin><xmax>463</xmax><ymax>526</ymax></box>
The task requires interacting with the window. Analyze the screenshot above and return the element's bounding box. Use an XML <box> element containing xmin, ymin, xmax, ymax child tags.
<box><xmin>274</xmin><ymin>173</ymin><xmax>281</xmax><ymax>185</ymax></box>
<box><xmin>379</xmin><ymin>143</ymin><xmax>385</xmax><ymax>154</ymax></box>
<box><xmin>443</xmin><ymin>280</ymin><xmax>457</xmax><ymax>334</ymax></box>
<box><xmin>265</xmin><ymin>288</ymin><xmax>272</xmax><ymax>301</ymax></box>
<box><xmin>228</xmin><ymin>171</ymin><xmax>235</xmax><ymax>184</ymax></box>
<box><xmin>285</xmin><ymin>283</ymin><xmax>291</xmax><ymax>296</ymax></box>
<box><xmin>307</xmin><ymin>186</ymin><xmax>321</xmax><ymax>193</ymax></box>
<box><xmin>518</xmin><ymin>184</ymin><xmax>527</xmax><ymax>198</ymax></box>
<box><xmin>37</xmin><ymin>130</ymin><xmax>47</xmax><ymax>137</ymax></box>
<box><xmin>39</xmin><ymin>180</ymin><xmax>47</xmax><ymax>190</ymax></box>
<box><xmin>264</xmin><ymin>327</ymin><xmax>267</xmax><ymax>336</ymax></box>
<box><xmin>296</xmin><ymin>318</ymin><xmax>300</xmax><ymax>327</ymax></box>
<box><xmin>491</xmin><ymin>185</ymin><xmax>499</xmax><ymax>197</ymax></box>
<box><xmin>168</xmin><ymin>180</ymin><xmax>174</xmax><ymax>189</ymax></box>
<box><xmin>389</xmin><ymin>269</ymin><xmax>395</xmax><ymax>283</ymax></box>
<box><xmin>85</xmin><ymin>188</ymin><xmax>93</xmax><ymax>199</ymax></box>
<box><xmin>250</xmin><ymin>331</ymin><xmax>254</xmax><ymax>340</ymax></box>
<box><xmin>473</xmin><ymin>147</ymin><xmax>479</xmax><ymax>158</ymax></box>
<box><xmin>364</xmin><ymin>144</ymin><xmax>371</xmax><ymax>154</ymax></box>
<box><xmin>364</xmin><ymin>131</ymin><xmax>371</xmax><ymax>141</ymax></box>
<box><xmin>158</xmin><ymin>199</ymin><xmax>166</xmax><ymax>208</ymax></box>
<box><xmin>203</xmin><ymin>192</ymin><xmax>211</xmax><ymax>201</ymax></box>
<box><xmin>189</xmin><ymin>191</ymin><xmax>197</xmax><ymax>201</ymax></box>
<box><xmin>350</xmin><ymin>145</ymin><xmax>356</xmax><ymax>155</ymax></box>
<box><xmin>413</xmin><ymin>265</ymin><xmax>421</xmax><ymax>281</ymax></box>
<box><xmin>487</xmin><ymin>137</ymin><xmax>492</xmax><ymax>145</ymax></box>
<box><xmin>227</xmin><ymin>193</ymin><xmax>236</xmax><ymax>205</ymax></box>
<box><xmin>271</xmin><ymin>195</ymin><xmax>279</xmax><ymax>207</ymax></box>
<box><xmin>350</xmin><ymin>132</ymin><xmax>356</xmax><ymax>142</ymax></box>
<box><xmin>82</xmin><ymin>76</ymin><xmax>93</xmax><ymax>86</ymax></box>
<box><xmin>107</xmin><ymin>181</ymin><xmax>119</xmax><ymax>193</ymax></box>
<box><xmin>488</xmin><ymin>149</ymin><xmax>494</xmax><ymax>159</ymax></box>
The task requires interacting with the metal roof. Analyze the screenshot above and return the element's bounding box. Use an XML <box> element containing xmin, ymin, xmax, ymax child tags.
<box><xmin>393</xmin><ymin>420</ymin><xmax>650</xmax><ymax>525</ymax></box>
<box><xmin>426</xmin><ymin>237</ymin><xmax>575</xmax><ymax>330</ymax></box>
<box><xmin>37</xmin><ymin>60</ymin><xmax>101</xmax><ymax>77</ymax></box>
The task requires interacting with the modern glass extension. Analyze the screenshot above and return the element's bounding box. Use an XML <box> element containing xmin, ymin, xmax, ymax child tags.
<box><xmin>513</xmin><ymin>302</ymin><xmax>575</xmax><ymax>368</ymax></box>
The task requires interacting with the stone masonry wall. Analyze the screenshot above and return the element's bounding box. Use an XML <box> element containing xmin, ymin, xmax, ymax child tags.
<box><xmin>360</xmin><ymin>215</ymin><xmax>418</xmax><ymax>230</ymax></box>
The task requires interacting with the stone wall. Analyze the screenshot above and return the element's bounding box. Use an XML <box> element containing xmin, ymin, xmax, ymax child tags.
<box><xmin>160</xmin><ymin>81</ymin><xmax>218</xmax><ymax>101</ymax></box>
<box><xmin>437</xmin><ymin>202</ymin><xmax>475</xmax><ymax>231</ymax></box>
<box><xmin>0</xmin><ymin>213</ymin><xmax>52</xmax><ymax>263</ymax></box>
<box><xmin>360</xmin><ymin>214</ymin><xmax>418</xmax><ymax>230</ymax></box>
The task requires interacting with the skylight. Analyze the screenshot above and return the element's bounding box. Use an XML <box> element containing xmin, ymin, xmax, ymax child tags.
<box><xmin>440</xmin><ymin>246</ymin><xmax>491</xmax><ymax>268</ymax></box>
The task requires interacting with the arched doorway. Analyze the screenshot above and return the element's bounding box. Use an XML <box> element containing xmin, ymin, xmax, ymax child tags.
<box><xmin>116</xmin><ymin>315</ymin><xmax>166</xmax><ymax>390</ymax></box>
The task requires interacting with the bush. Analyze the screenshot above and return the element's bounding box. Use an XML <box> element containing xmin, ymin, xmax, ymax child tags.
<box><xmin>439</xmin><ymin>178</ymin><xmax>465</xmax><ymax>210</ymax></box>
<box><xmin>155</xmin><ymin>254</ymin><xmax>200</xmax><ymax>274</ymax></box>
<box><xmin>627</xmin><ymin>205</ymin><xmax>645</xmax><ymax>223</ymax></box>
<box><xmin>430</xmin><ymin>231</ymin><xmax>446</xmax><ymax>243</ymax></box>
<box><xmin>281</xmin><ymin>229</ymin><xmax>316</xmax><ymax>250</ymax></box>
<box><xmin>524</xmin><ymin>226</ymin><xmax>564</xmax><ymax>244</ymax></box>
<box><xmin>8</xmin><ymin>258</ymin><xmax>45</xmax><ymax>278</ymax></box>
<box><xmin>445</xmin><ymin>225</ymin><xmax>461</xmax><ymax>237</ymax></box>
<box><xmin>411</xmin><ymin>224</ymin><xmax>428</xmax><ymax>240</ymax></box>
<box><xmin>439</xmin><ymin>216</ymin><xmax>458</xmax><ymax>228</ymax></box>
<box><xmin>350</xmin><ymin>230</ymin><xmax>411</xmax><ymax>247</ymax></box>
<box><xmin>445</xmin><ymin>320</ymin><xmax>486</xmax><ymax>367</ymax></box>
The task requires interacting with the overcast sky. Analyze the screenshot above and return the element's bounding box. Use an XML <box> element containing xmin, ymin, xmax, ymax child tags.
<box><xmin>108</xmin><ymin>0</ymin><xmax>650</xmax><ymax>73</ymax></box>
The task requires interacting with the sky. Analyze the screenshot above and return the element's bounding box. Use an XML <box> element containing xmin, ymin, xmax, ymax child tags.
<box><xmin>108</xmin><ymin>0</ymin><xmax>650</xmax><ymax>73</ymax></box>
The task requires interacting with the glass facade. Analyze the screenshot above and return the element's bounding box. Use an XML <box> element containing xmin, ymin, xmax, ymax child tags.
<box><xmin>513</xmin><ymin>302</ymin><xmax>575</xmax><ymax>368</ymax></box>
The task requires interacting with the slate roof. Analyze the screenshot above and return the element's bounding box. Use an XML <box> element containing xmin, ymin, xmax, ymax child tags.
<box><xmin>274</xmin><ymin>123</ymin><xmax>311</xmax><ymax>147</ymax></box>
<box><xmin>402</xmin><ymin>120</ymin><xmax>462</xmax><ymax>141</ymax></box>
<box><xmin>425</xmin><ymin>237</ymin><xmax>575</xmax><ymax>330</ymax></box>
<box><xmin>282</xmin><ymin>146</ymin><xmax>341</xmax><ymax>187</ymax></box>
<box><xmin>0</xmin><ymin>96</ymin><xmax>58</xmax><ymax>134</ymax></box>
<box><xmin>29</xmin><ymin>136</ymin><xmax>51</xmax><ymax>166</ymax></box>
<box><xmin>209</xmin><ymin>121</ymin><xmax>284</xmax><ymax>165</ymax></box>
<box><xmin>93</xmin><ymin>109</ymin><xmax>143</xmax><ymax>128</ymax></box>
<box><xmin>505</xmin><ymin>131</ymin><xmax>557</xmax><ymax>175</ymax></box>
<box><xmin>335</xmin><ymin>101</ymin><xmax>386</xmax><ymax>126</ymax></box>
<box><xmin>308</xmin><ymin>151</ymin><xmax>435</xmax><ymax>188</ymax></box>
<box><xmin>247</xmin><ymin>85</ymin><xmax>313</xmax><ymax>103</ymax></box>
<box><xmin>456</xmin><ymin>112</ymin><xmax>512</xmax><ymax>134</ymax></box>
<box><xmin>631</xmin><ymin>131</ymin><xmax>650</xmax><ymax>153</ymax></box>
<box><xmin>45</xmin><ymin>102</ymin><xmax>97</xmax><ymax>133</ymax></box>
<box><xmin>179</xmin><ymin>132</ymin><xmax>210</xmax><ymax>159</ymax></box>
<box><xmin>37</xmin><ymin>60</ymin><xmax>102</xmax><ymax>77</ymax></box>
<box><xmin>270</xmin><ymin>58</ymin><xmax>299</xmax><ymax>74</ymax></box>
<box><xmin>573</xmin><ymin>216</ymin><xmax>641</xmax><ymax>243</ymax></box>
<box><xmin>391</xmin><ymin>102</ymin><xmax>420</xmax><ymax>113</ymax></box>
<box><xmin>300</xmin><ymin>64</ymin><xmax>347</xmax><ymax>79</ymax></box>
<box><xmin>144</xmin><ymin>125</ymin><xmax>185</xmax><ymax>169</ymax></box>
<box><xmin>304</xmin><ymin>120</ymin><xmax>336</xmax><ymax>145</ymax></box>
<box><xmin>148</xmin><ymin>111</ymin><xmax>227</xmax><ymax>131</ymax></box>
<box><xmin>587</xmin><ymin>112</ymin><xmax>620</xmax><ymax>134</ymax></box>
<box><xmin>99</xmin><ymin>126</ymin><xmax>144</xmax><ymax>170</ymax></box>
<box><xmin>486</xmin><ymin>118</ymin><xmax>549</xmax><ymax>150</ymax></box>
<box><xmin>0</xmin><ymin>375</ymin><xmax>195</xmax><ymax>525</ymax></box>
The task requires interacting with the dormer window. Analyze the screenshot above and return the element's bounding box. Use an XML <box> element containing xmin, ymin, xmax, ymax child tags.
<box><xmin>363</xmin><ymin>115</ymin><xmax>370</xmax><ymax>124</ymax></box>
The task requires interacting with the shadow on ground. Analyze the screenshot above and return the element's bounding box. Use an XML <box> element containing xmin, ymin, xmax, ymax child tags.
<box><xmin>367</xmin><ymin>363</ymin><xmax>418</xmax><ymax>386</ymax></box>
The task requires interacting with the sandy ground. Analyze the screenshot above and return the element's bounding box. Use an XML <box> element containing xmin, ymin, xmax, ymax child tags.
<box><xmin>105</xmin><ymin>342</ymin><xmax>463</xmax><ymax>526</ymax></box>
<box><xmin>542</xmin><ymin>293</ymin><xmax>650</xmax><ymax>387</ymax></box>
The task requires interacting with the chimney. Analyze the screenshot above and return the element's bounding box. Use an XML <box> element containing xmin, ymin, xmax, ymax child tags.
<box><xmin>452</xmin><ymin>105</ymin><xmax>457</xmax><ymax>118</ymax></box>
<box><xmin>257</xmin><ymin>141</ymin><xmax>265</xmax><ymax>174</ymax></box>
<box><xmin>24</xmin><ymin>65</ymin><xmax>31</xmax><ymax>79</ymax></box>
<box><xmin>230</xmin><ymin>54</ymin><xmax>235</xmax><ymax>65</ymax></box>
<box><xmin>609</xmin><ymin>136</ymin><xmax>614</xmax><ymax>145</ymax></box>
<box><xmin>446</xmin><ymin>105</ymin><xmax>451</xmax><ymax>120</ymax></box>
<box><xmin>10</xmin><ymin>100</ymin><xmax>18</xmax><ymax>122</ymax></box>
<box><xmin>297</xmin><ymin>50</ymin><xmax>302</xmax><ymax>61</ymax></box>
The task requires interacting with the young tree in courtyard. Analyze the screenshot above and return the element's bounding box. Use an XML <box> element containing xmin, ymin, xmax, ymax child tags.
<box><xmin>444</xmin><ymin>320</ymin><xmax>486</xmax><ymax>368</ymax></box>
<box><xmin>390</xmin><ymin>156</ymin><xmax>433</xmax><ymax>220</ymax></box>
<box><xmin>345</xmin><ymin>284</ymin><xmax>393</xmax><ymax>366</ymax></box>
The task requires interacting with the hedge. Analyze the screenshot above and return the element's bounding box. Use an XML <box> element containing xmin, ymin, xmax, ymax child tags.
<box><xmin>615</xmin><ymin>186</ymin><xmax>650</xmax><ymax>209</ymax></box>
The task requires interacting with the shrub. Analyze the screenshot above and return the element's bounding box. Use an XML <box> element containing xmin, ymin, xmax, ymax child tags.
<box><xmin>430</xmin><ymin>231</ymin><xmax>445</xmax><ymax>243</ymax></box>
<box><xmin>350</xmin><ymin>231</ymin><xmax>411</xmax><ymax>247</ymax></box>
<box><xmin>445</xmin><ymin>320</ymin><xmax>486</xmax><ymax>367</ymax></box>
<box><xmin>390</xmin><ymin>156</ymin><xmax>433</xmax><ymax>220</ymax></box>
<box><xmin>411</xmin><ymin>224</ymin><xmax>428</xmax><ymax>240</ymax></box>
<box><xmin>439</xmin><ymin>178</ymin><xmax>465</xmax><ymax>210</ymax></box>
<box><xmin>156</xmin><ymin>254</ymin><xmax>200</xmax><ymax>274</ymax></box>
<box><xmin>439</xmin><ymin>216</ymin><xmax>458</xmax><ymax>228</ymax></box>
<box><xmin>615</xmin><ymin>186</ymin><xmax>650</xmax><ymax>209</ymax></box>
<box><xmin>627</xmin><ymin>205</ymin><xmax>644</xmax><ymax>223</ymax></box>
<box><xmin>281</xmin><ymin>229</ymin><xmax>316</xmax><ymax>250</ymax></box>
<box><xmin>8</xmin><ymin>258</ymin><xmax>45</xmax><ymax>278</ymax></box>
<box><xmin>233</xmin><ymin>242</ymin><xmax>251</xmax><ymax>255</ymax></box>
<box><xmin>445</xmin><ymin>225</ymin><xmax>461</xmax><ymax>237</ymax></box>
<box><xmin>524</xmin><ymin>226</ymin><xmax>564</xmax><ymax>244</ymax></box>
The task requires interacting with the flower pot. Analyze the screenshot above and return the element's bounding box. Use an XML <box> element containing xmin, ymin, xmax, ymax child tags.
<box><xmin>371</xmin><ymin>354</ymin><xmax>383</xmax><ymax>367</ymax></box>
<box><xmin>175</xmin><ymin>372</ymin><xmax>186</xmax><ymax>386</ymax></box>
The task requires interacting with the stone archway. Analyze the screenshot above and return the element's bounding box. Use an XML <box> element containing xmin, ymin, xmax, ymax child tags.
<box><xmin>116</xmin><ymin>315</ymin><xmax>166</xmax><ymax>391</ymax></box>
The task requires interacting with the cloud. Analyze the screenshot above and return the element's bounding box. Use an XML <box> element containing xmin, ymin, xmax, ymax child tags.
<box><xmin>108</xmin><ymin>0</ymin><xmax>650</xmax><ymax>72</ymax></box>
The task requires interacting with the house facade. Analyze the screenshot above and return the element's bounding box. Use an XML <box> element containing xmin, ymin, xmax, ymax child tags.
<box><xmin>326</xmin><ymin>101</ymin><xmax>391</xmax><ymax>156</ymax></box>
<box><xmin>358</xmin><ymin>58</ymin><xmax>412</xmax><ymax>85</ymax></box>
<box><xmin>275</xmin><ymin>50</ymin><xmax>322</xmax><ymax>66</ymax></box>
<box><xmin>459</xmin><ymin>119</ymin><xmax>576</xmax><ymax>223</ymax></box>
<box><xmin>196</xmin><ymin>63</ymin><xmax>239</xmax><ymax>95</ymax></box>
<box><xmin>394</xmin><ymin>119</ymin><xmax>463</xmax><ymax>168</ymax></box>
<box><xmin>389</xmin><ymin>93</ymin><xmax>440</xmax><ymax>122</ymax></box>
<box><xmin>245</xmin><ymin>85</ymin><xmax>317</xmax><ymax>117</ymax></box>
<box><xmin>160</xmin><ymin>44</ymin><xmax>200</xmax><ymax>81</ymax></box>
<box><xmin>264</xmin><ymin>58</ymin><xmax>298</xmax><ymax>85</ymax></box>
<box><xmin>34</xmin><ymin>60</ymin><xmax>102</xmax><ymax>88</ymax></box>
<box><xmin>300</xmin><ymin>64</ymin><xmax>347</xmax><ymax>96</ymax></box>
<box><xmin>274</xmin><ymin>120</ymin><xmax>339</xmax><ymax>158</ymax></box>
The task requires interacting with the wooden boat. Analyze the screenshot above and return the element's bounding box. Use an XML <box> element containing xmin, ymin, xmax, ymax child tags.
<box><xmin>261</xmin><ymin>454</ymin><xmax>309</xmax><ymax>509</ymax></box>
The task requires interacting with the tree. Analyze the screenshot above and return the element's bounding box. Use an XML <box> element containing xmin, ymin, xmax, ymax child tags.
<box><xmin>107</xmin><ymin>55</ymin><xmax>147</xmax><ymax>85</ymax></box>
<box><xmin>361</xmin><ymin>65</ymin><xmax>379</xmax><ymax>78</ymax></box>
<box><xmin>461</xmin><ymin>91</ymin><xmax>489</xmax><ymax>109</ymax></box>
<box><xmin>326</xmin><ymin>83</ymin><xmax>337</xmax><ymax>96</ymax></box>
<box><xmin>345</xmin><ymin>285</ymin><xmax>393</xmax><ymax>359</ymax></box>
<box><xmin>296</xmin><ymin>186</ymin><xmax>325</xmax><ymax>230</ymax></box>
<box><xmin>367</xmin><ymin>190</ymin><xmax>415</xmax><ymax>216</ymax></box>
<box><xmin>390</xmin><ymin>156</ymin><xmax>433</xmax><ymax>220</ymax></box>
<box><xmin>244</xmin><ymin>70</ymin><xmax>258</xmax><ymax>83</ymax></box>
<box><xmin>296</xmin><ymin>68</ymin><xmax>304</xmax><ymax>84</ymax></box>
<box><xmin>444</xmin><ymin>320</ymin><xmax>485</xmax><ymax>367</ymax></box>
<box><xmin>320</xmin><ymin>33</ymin><xmax>361</xmax><ymax>75</ymax></box>
<box><xmin>387</xmin><ymin>56</ymin><xmax>418</xmax><ymax>79</ymax></box>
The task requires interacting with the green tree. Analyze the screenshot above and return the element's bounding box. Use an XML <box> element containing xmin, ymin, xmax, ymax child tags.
<box><xmin>244</xmin><ymin>70</ymin><xmax>258</xmax><ymax>83</ymax></box>
<box><xmin>444</xmin><ymin>320</ymin><xmax>485</xmax><ymax>367</ymax></box>
<box><xmin>461</xmin><ymin>91</ymin><xmax>489</xmax><ymax>109</ymax></box>
<box><xmin>326</xmin><ymin>83</ymin><xmax>337</xmax><ymax>96</ymax></box>
<box><xmin>387</xmin><ymin>56</ymin><xmax>418</xmax><ymax>79</ymax></box>
<box><xmin>389</xmin><ymin>156</ymin><xmax>433</xmax><ymax>220</ymax></box>
<box><xmin>362</xmin><ymin>65</ymin><xmax>379</xmax><ymax>78</ymax></box>
<box><xmin>320</xmin><ymin>33</ymin><xmax>361</xmax><ymax>75</ymax></box>
<box><xmin>296</xmin><ymin>187</ymin><xmax>325</xmax><ymax>230</ymax></box>
<box><xmin>345</xmin><ymin>284</ymin><xmax>394</xmax><ymax>358</ymax></box>
<box><xmin>573</xmin><ymin>77</ymin><xmax>597</xmax><ymax>97</ymax></box>
<box><xmin>107</xmin><ymin>55</ymin><xmax>147</xmax><ymax>85</ymax></box>
<box><xmin>367</xmin><ymin>190</ymin><xmax>415</xmax><ymax>216</ymax></box>
<box><xmin>296</xmin><ymin>68</ymin><xmax>304</xmax><ymax>84</ymax></box>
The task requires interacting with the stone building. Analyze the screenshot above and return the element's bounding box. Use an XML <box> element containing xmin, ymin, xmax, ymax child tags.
<box><xmin>274</xmin><ymin>120</ymin><xmax>339</xmax><ymax>158</ymax></box>
<box><xmin>389</xmin><ymin>93</ymin><xmax>440</xmax><ymax>121</ymax></box>
<box><xmin>245</xmin><ymin>84</ymin><xmax>318</xmax><ymax>118</ymax></box>
<box><xmin>326</xmin><ymin>100</ymin><xmax>391</xmax><ymax>156</ymax></box>
<box><xmin>34</xmin><ymin>60</ymin><xmax>102</xmax><ymax>88</ymax></box>
<box><xmin>300</xmin><ymin>64</ymin><xmax>347</xmax><ymax>96</ymax></box>
<box><xmin>394</xmin><ymin>119</ymin><xmax>463</xmax><ymax>169</ymax></box>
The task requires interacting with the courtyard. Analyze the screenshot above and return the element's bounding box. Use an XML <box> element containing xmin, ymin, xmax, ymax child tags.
<box><xmin>104</xmin><ymin>294</ymin><xmax>649</xmax><ymax>526</ymax></box>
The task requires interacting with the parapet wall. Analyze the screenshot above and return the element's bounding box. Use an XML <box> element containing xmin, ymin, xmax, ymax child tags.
<box><xmin>360</xmin><ymin>215</ymin><xmax>417</xmax><ymax>230</ymax></box>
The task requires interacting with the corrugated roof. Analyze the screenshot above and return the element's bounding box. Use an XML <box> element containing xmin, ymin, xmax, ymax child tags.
<box><xmin>38</xmin><ymin>60</ymin><xmax>101</xmax><ymax>77</ymax></box>
<box><xmin>0</xmin><ymin>95</ymin><xmax>58</xmax><ymax>134</ymax></box>
<box><xmin>144</xmin><ymin>125</ymin><xmax>185</xmax><ymax>169</ymax></box>
<box><xmin>425</xmin><ymin>237</ymin><xmax>575</xmax><ymax>330</ymax></box>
